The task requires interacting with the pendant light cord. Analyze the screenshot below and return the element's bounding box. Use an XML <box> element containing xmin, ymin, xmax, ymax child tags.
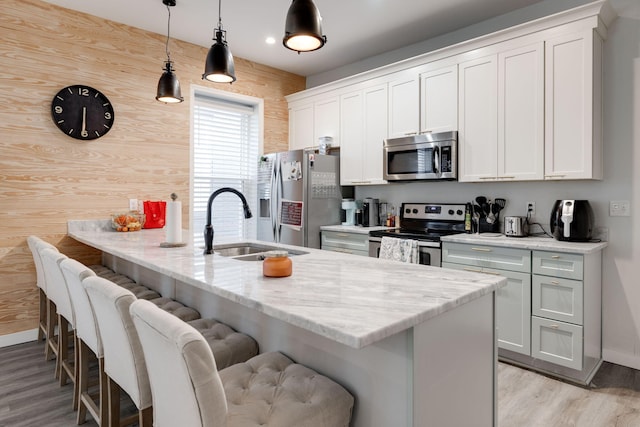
<box><xmin>217</xmin><ymin>0</ymin><xmax>223</xmax><ymax>31</ymax></box>
<box><xmin>165</xmin><ymin>4</ymin><xmax>172</xmax><ymax>63</ymax></box>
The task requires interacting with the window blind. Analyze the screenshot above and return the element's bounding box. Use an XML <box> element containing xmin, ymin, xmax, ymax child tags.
<box><xmin>192</xmin><ymin>93</ymin><xmax>258</xmax><ymax>246</ymax></box>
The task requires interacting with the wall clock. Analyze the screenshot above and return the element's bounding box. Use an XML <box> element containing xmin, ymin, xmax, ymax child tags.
<box><xmin>51</xmin><ymin>85</ymin><xmax>115</xmax><ymax>140</ymax></box>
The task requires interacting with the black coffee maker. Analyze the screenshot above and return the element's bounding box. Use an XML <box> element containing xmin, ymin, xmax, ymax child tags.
<box><xmin>550</xmin><ymin>200</ymin><xmax>594</xmax><ymax>241</ymax></box>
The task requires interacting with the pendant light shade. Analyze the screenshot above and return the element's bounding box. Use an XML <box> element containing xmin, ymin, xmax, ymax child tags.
<box><xmin>156</xmin><ymin>0</ymin><xmax>183</xmax><ymax>103</ymax></box>
<box><xmin>283</xmin><ymin>0</ymin><xmax>326</xmax><ymax>53</ymax></box>
<box><xmin>156</xmin><ymin>61</ymin><xmax>183</xmax><ymax>103</ymax></box>
<box><xmin>202</xmin><ymin>0</ymin><xmax>236</xmax><ymax>84</ymax></box>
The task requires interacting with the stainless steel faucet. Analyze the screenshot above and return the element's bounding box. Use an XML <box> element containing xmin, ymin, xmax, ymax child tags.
<box><xmin>204</xmin><ymin>187</ymin><xmax>253</xmax><ymax>255</ymax></box>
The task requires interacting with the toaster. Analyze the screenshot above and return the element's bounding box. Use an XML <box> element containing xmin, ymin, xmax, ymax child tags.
<box><xmin>504</xmin><ymin>216</ymin><xmax>528</xmax><ymax>237</ymax></box>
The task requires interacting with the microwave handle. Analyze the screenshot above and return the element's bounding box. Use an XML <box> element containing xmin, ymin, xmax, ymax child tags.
<box><xmin>433</xmin><ymin>146</ymin><xmax>440</xmax><ymax>174</ymax></box>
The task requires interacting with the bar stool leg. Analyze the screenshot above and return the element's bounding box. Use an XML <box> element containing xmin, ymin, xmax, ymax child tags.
<box><xmin>107</xmin><ymin>376</ymin><xmax>120</xmax><ymax>427</ymax></box>
<box><xmin>38</xmin><ymin>289</ymin><xmax>47</xmax><ymax>342</ymax></box>
<box><xmin>45</xmin><ymin>299</ymin><xmax>58</xmax><ymax>363</ymax></box>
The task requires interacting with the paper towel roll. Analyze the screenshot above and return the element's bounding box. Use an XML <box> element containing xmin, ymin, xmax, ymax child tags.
<box><xmin>165</xmin><ymin>201</ymin><xmax>182</xmax><ymax>243</ymax></box>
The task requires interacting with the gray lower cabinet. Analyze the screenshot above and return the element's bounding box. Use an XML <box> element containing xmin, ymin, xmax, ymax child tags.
<box><xmin>321</xmin><ymin>230</ymin><xmax>369</xmax><ymax>257</ymax></box>
<box><xmin>443</xmin><ymin>242</ymin><xmax>602</xmax><ymax>384</ymax></box>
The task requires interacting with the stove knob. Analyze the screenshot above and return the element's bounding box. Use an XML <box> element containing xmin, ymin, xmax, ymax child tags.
<box><xmin>448</xmin><ymin>209</ymin><xmax>454</xmax><ymax>215</ymax></box>
<box><xmin>457</xmin><ymin>209</ymin><xmax>463</xmax><ymax>216</ymax></box>
<box><xmin>405</xmin><ymin>208</ymin><xmax>411</xmax><ymax>214</ymax></box>
<box><xmin>412</xmin><ymin>209</ymin><xmax>418</xmax><ymax>214</ymax></box>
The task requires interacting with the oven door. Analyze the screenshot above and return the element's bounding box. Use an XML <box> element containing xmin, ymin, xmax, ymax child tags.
<box><xmin>368</xmin><ymin>237</ymin><xmax>441</xmax><ymax>267</ymax></box>
<box><xmin>383</xmin><ymin>138</ymin><xmax>456</xmax><ymax>181</ymax></box>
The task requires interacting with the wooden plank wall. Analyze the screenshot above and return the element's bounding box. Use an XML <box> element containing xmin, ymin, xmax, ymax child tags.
<box><xmin>0</xmin><ymin>0</ymin><xmax>305</xmax><ymax>336</ymax></box>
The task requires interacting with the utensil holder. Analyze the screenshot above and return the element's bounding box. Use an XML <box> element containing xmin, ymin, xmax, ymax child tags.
<box><xmin>475</xmin><ymin>217</ymin><xmax>501</xmax><ymax>233</ymax></box>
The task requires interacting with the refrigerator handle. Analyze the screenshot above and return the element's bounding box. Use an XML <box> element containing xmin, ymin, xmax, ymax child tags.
<box><xmin>270</xmin><ymin>159</ymin><xmax>278</xmax><ymax>243</ymax></box>
<box><xmin>276</xmin><ymin>159</ymin><xmax>283</xmax><ymax>242</ymax></box>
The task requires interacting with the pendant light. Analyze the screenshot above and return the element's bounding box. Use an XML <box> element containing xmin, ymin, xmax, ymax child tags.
<box><xmin>283</xmin><ymin>0</ymin><xmax>327</xmax><ymax>53</ymax></box>
<box><xmin>156</xmin><ymin>0</ymin><xmax>184</xmax><ymax>103</ymax></box>
<box><xmin>202</xmin><ymin>0</ymin><xmax>236</xmax><ymax>84</ymax></box>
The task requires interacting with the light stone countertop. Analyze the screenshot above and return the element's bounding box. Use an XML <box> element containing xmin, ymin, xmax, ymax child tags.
<box><xmin>319</xmin><ymin>224</ymin><xmax>396</xmax><ymax>234</ymax></box>
<box><xmin>68</xmin><ymin>220</ymin><xmax>505</xmax><ymax>349</ymax></box>
<box><xmin>441</xmin><ymin>233</ymin><xmax>608</xmax><ymax>254</ymax></box>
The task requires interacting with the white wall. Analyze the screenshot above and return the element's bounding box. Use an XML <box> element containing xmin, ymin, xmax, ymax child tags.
<box><xmin>321</xmin><ymin>0</ymin><xmax>640</xmax><ymax>370</ymax></box>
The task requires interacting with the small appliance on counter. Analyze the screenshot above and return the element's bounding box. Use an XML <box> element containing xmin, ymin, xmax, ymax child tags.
<box><xmin>504</xmin><ymin>216</ymin><xmax>529</xmax><ymax>237</ymax></box>
<box><xmin>341</xmin><ymin>199</ymin><xmax>357</xmax><ymax>226</ymax></box>
<box><xmin>362</xmin><ymin>198</ymin><xmax>380</xmax><ymax>227</ymax></box>
<box><xmin>550</xmin><ymin>200</ymin><xmax>594</xmax><ymax>241</ymax></box>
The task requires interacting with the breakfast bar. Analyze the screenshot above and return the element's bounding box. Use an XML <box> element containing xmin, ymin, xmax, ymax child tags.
<box><xmin>68</xmin><ymin>220</ymin><xmax>506</xmax><ymax>427</ymax></box>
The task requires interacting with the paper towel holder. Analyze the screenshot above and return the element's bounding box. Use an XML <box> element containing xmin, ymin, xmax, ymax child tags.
<box><xmin>160</xmin><ymin>192</ymin><xmax>187</xmax><ymax>248</ymax></box>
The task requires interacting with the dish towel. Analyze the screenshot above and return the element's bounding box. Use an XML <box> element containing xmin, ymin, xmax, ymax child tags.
<box><xmin>379</xmin><ymin>237</ymin><xmax>419</xmax><ymax>263</ymax></box>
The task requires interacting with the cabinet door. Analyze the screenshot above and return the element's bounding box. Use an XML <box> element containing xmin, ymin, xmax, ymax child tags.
<box><xmin>532</xmin><ymin>316</ymin><xmax>583</xmax><ymax>370</ymax></box>
<box><xmin>498</xmin><ymin>43</ymin><xmax>544</xmax><ymax>181</ymax></box>
<box><xmin>388</xmin><ymin>72</ymin><xmax>419</xmax><ymax>138</ymax></box>
<box><xmin>362</xmin><ymin>84</ymin><xmax>388</xmax><ymax>185</ymax></box>
<box><xmin>314</xmin><ymin>97</ymin><xmax>340</xmax><ymax>147</ymax></box>
<box><xmin>487</xmin><ymin>268</ymin><xmax>531</xmax><ymax>356</ymax></box>
<box><xmin>544</xmin><ymin>30</ymin><xmax>601</xmax><ymax>180</ymax></box>
<box><xmin>339</xmin><ymin>91</ymin><xmax>364</xmax><ymax>185</ymax></box>
<box><xmin>289</xmin><ymin>103</ymin><xmax>314</xmax><ymax>150</ymax></box>
<box><xmin>458</xmin><ymin>55</ymin><xmax>498</xmax><ymax>182</ymax></box>
<box><xmin>420</xmin><ymin>65</ymin><xmax>458</xmax><ymax>133</ymax></box>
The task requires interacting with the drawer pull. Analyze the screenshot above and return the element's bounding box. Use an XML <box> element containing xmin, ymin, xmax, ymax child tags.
<box><xmin>550</xmin><ymin>280</ymin><xmax>560</xmax><ymax>285</ymax></box>
<box><xmin>549</xmin><ymin>324</ymin><xmax>560</xmax><ymax>329</ymax></box>
<box><xmin>551</xmin><ymin>255</ymin><xmax>561</xmax><ymax>259</ymax></box>
<box><xmin>463</xmin><ymin>267</ymin><xmax>483</xmax><ymax>274</ymax></box>
<box><xmin>336</xmin><ymin>233</ymin><xmax>350</xmax><ymax>237</ymax></box>
<box><xmin>479</xmin><ymin>177</ymin><xmax>497</xmax><ymax>180</ymax></box>
<box><xmin>471</xmin><ymin>247</ymin><xmax>492</xmax><ymax>252</ymax></box>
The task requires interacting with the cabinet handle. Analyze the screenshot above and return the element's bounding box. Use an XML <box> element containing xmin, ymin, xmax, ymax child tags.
<box><xmin>479</xmin><ymin>176</ymin><xmax>497</xmax><ymax>180</ymax></box>
<box><xmin>550</xmin><ymin>280</ymin><xmax>560</xmax><ymax>285</ymax></box>
<box><xmin>336</xmin><ymin>233</ymin><xmax>350</xmax><ymax>237</ymax></box>
<box><xmin>351</xmin><ymin>181</ymin><xmax>372</xmax><ymax>184</ymax></box>
<box><xmin>463</xmin><ymin>267</ymin><xmax>483</xmax><ymax>274</ymax></box>
<box><xmin>404</xmin><ymin>132</ymin><xmax>417</xmax><ymax>136</ymax></box>
<box><xmin>551</xmin><ymin>255</ymin><xmax>561</xmax><ymax>259</ymax></box>
<box><xmin>419</xmin><ymin>130</ymin><xmax>433</xmax><ymax>134</ymax></box>
<box><xmin>549</xmin><ymin>324</ymin><xmax>560</xmax><ymax>329</ymax></box>
<box><xmin>471</xmin><ymin>247</ymin><xmax>492</xmax><ymax>252</ymax></box>
<box><xmin>545</xmin><ymin>174</ymin><xmax>566</xmax><ymax>179</ymax></box>
<box><xmin>498</xmin><ymin>176</ymin><xmax>515</xmax><ymax>179</ymax></box>
<box><xmin>334</xmin><ymin>248</ymin><xmax>353</xmax><ymax>254</ymax></box>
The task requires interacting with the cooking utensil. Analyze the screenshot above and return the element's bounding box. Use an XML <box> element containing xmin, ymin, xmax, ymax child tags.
<box><xmin>494</xmin><ymin>198</ymin><xmax>506</xmax><ymax>210</ymax></box>
<box><xmin>486</xmin><ymin>200</ymin><xmax>496</xmax><ymax>224</ymax></box>
<box><xmin>475</xmin><ymin>196</ymin><xmax>487</xmax><ymax>206</ymax></box>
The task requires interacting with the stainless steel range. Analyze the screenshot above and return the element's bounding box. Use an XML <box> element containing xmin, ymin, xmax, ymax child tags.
<box><xmin>368</xmin><ymin>203</ymin><xmax>467</xmax><ymax>266</ymax></box>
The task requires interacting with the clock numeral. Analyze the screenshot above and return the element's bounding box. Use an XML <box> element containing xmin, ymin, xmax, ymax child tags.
<box><xmin>68</xmin><ymin>129</ymin><xmax>74</xmax><ymax>135</ymax></box>
<box><xmin>54</xmin><ymin>106</ymin><xmax>63</xmax><ymax>114</ymax></box>
<box><xmin>81</xmin><ymin>130</ymin><xmax>89</xmax><ymax>138</ymax></box>
<box><xmin>95</xmin><ymin>131</ymin><xmax>101</xmax><ymax>137</ymax></box>
<box><xmin>79</xmin><ymin>88</ymin><xmax>89</xmax><ymax>96</ymax></box>
<box><xmin>104</xmin><ymin>112</ymin><xmax>112</xmax><ymax>120</ymax></box>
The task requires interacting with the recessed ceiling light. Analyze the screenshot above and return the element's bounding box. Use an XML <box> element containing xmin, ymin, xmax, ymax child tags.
<box><xmin>265</xmin><ymin>37</ymin><xmax>276</xmax><ymax>45</ymax></box>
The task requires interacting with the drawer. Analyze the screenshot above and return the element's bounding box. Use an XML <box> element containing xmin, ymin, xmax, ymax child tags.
<box><xmin>442</xmin><ymin>242</ymin><xmax>530</xmax><ymax>273</ymax></box>
<box><xmin>532</xmin><ymin>275</ymin><xmax>583</xmax><ymax>325</ymax></box>
<box><xmin>532</xmin><ymin>251</ymin><xmax>583</xmax><ymax>280</ymax></box>
<box><xmin>322</xmin><ymin>245</ymin><xmax>369</xmax><ymax>257</ymax></box>
<box><xmin>531</xmin><ymin>316</ymin><xmax>583</xmax><ymax>370</ymax></box>
<box><xmin>321</xmin><ymin>231</ymin><xmax>369</xmax><ymax>252</ymax></box>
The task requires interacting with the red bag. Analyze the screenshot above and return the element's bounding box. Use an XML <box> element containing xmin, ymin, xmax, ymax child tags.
<box><xmin>143</xmin><ymin>200</ymin><xmax>166</xmax><ymax>229</ymax></box>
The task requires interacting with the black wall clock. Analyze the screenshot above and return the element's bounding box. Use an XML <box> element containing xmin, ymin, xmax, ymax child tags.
<box><xmin>51</xmin><ymin>85</ymin><xmax>115</xmax><ymax>140</ymax></box>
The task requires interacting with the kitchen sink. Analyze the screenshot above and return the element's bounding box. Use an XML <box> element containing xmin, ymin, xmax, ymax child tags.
<box><xmin>214</xmin><ymin>243</ymin><xmax>308</xmax><ymax>261</ymax></box>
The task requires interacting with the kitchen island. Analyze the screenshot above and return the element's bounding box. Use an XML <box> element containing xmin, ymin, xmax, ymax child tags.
<box><xmin>69</xmin><ymin>220</ymin><xmax>506</xmax><ymax>427</ymax></box>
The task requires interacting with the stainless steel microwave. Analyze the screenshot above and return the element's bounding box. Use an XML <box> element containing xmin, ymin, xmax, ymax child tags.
<box><xmin>383</xmin><ymin>131</ymin><xmax>457</xmax><ymax>181</ymax></box>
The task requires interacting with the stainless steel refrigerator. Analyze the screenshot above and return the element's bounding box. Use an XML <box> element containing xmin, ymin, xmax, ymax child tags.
<box><xmin>257</xmin><ymin>150</ymin><xmax>341</xmax><ymax>248</ymax></box>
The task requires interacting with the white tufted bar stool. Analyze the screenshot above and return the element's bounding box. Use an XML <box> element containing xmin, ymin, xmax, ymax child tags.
<box><xmin>40</xmin><ymin>247</ymin><xmax>80</xmax><ymax>410</ymax></box>
<box><xmin>130</xmin><ymin>299</ymin><xmax>355</xmax><ymax>427</ymax></box>
<box><xmin>29</xmin><ymin>237</ymin><xmax>60</xmax><ymax>360</ymax></box>
<box><xmin>83</xmin><ymin>275</ymin><xmax>153</xmax><ymax>427</ymax></box>
<box><xmin>60</xmin><ymin>258</ymin><xmax>108</xmax><ymax>426</ymax></box>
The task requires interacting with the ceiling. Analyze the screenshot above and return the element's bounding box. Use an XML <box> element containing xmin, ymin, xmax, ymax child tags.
<box><xmin>42</xmin><ymin>0</ymin><xmax>546</xmax><ymax>77</ymax></box>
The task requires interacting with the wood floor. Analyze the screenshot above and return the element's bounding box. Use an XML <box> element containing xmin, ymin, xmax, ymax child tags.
<box><xmin>1</xmin><ymin>340</ymin><xmax>639</xmax><ymax>426</ymax></box>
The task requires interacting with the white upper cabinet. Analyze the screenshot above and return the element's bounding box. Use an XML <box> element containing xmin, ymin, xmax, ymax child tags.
<box><xmin>388</xmin><ymin>71</ymin><xmax>419</xmax><ymax>138</ymax></box>
<box><xmin>420</xmin><ymin>64</ymin><xmax>458</xmax><ymax>133</ymax></box>
<box><xmin>288</xmin><ymin>102</ymin><xmax>314</xmax><ymax>151</ymax></box>
<box><xmin>458</xmin><ymin>42</ymin><xmax>544</xmax><ymax>182</ymax></box>
<box><xmin>544</xmin><ymin>30</ymin><xmax>603</xmax><ymax>180</ymax></box>
<box><xmin>458</xmin><ymin>54</ymin><xmax>498</xmax><ymax>182</ymax></box>
<box><xmin>288</xmin><ymin>96</ymin><xmax>339</xmax><ymax>151</ymax></box>
<box><xmin>498</xmin><ymin>42</ymin><xmax>544</xmax><ymax>181</ymax></box>
<box><xmin>314</xmin><ymin>97</ymin><xmax>340</xmax><ymax>148</ymax></box>
<box><xmin>340</xmin><ymin>83</ymin><xmax>388</xmax><ymax>185</ymax></box>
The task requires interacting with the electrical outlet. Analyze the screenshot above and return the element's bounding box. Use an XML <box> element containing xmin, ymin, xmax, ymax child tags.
<box><xmin>129</xmin><ymin>198</ymin><xmax>138</xmax><ymax>211</ymax></box>
<box><xmin>610</xmin><ymin>200</ymin><xmax>630</xmax><ymax>217</ymax></box>
<box><xmin>526</xmin><ymin>201</ymin><xmax>536</xmax><ymax>216</ymax></box>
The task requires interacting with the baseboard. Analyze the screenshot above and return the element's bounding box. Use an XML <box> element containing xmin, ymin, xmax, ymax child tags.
<box><xmin>0</xmin><ymin>329</ymin><xmax>38</xmax><ymax>348</ymax></box>
<box><xmin>603</xmin><ymin>348</ymin><xmax>640</xmax><ymax>371</ymax></box>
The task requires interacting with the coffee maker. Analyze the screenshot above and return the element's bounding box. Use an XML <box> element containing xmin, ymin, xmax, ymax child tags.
<box><xmin>362</xmin><ymin>198</ymin><xmax>380</xmax><ymax>227</ymax></box>
<box><xmin>550</xmin><ymin>200</ymin><xmax>594</xmax><ymax>241</ymax></box>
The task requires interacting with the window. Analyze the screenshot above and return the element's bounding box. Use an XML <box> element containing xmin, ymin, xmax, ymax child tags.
<box><xmin>191</xmin><ymin>88</ymin><xmax>261</xmax><ymax>247</ymax></box>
